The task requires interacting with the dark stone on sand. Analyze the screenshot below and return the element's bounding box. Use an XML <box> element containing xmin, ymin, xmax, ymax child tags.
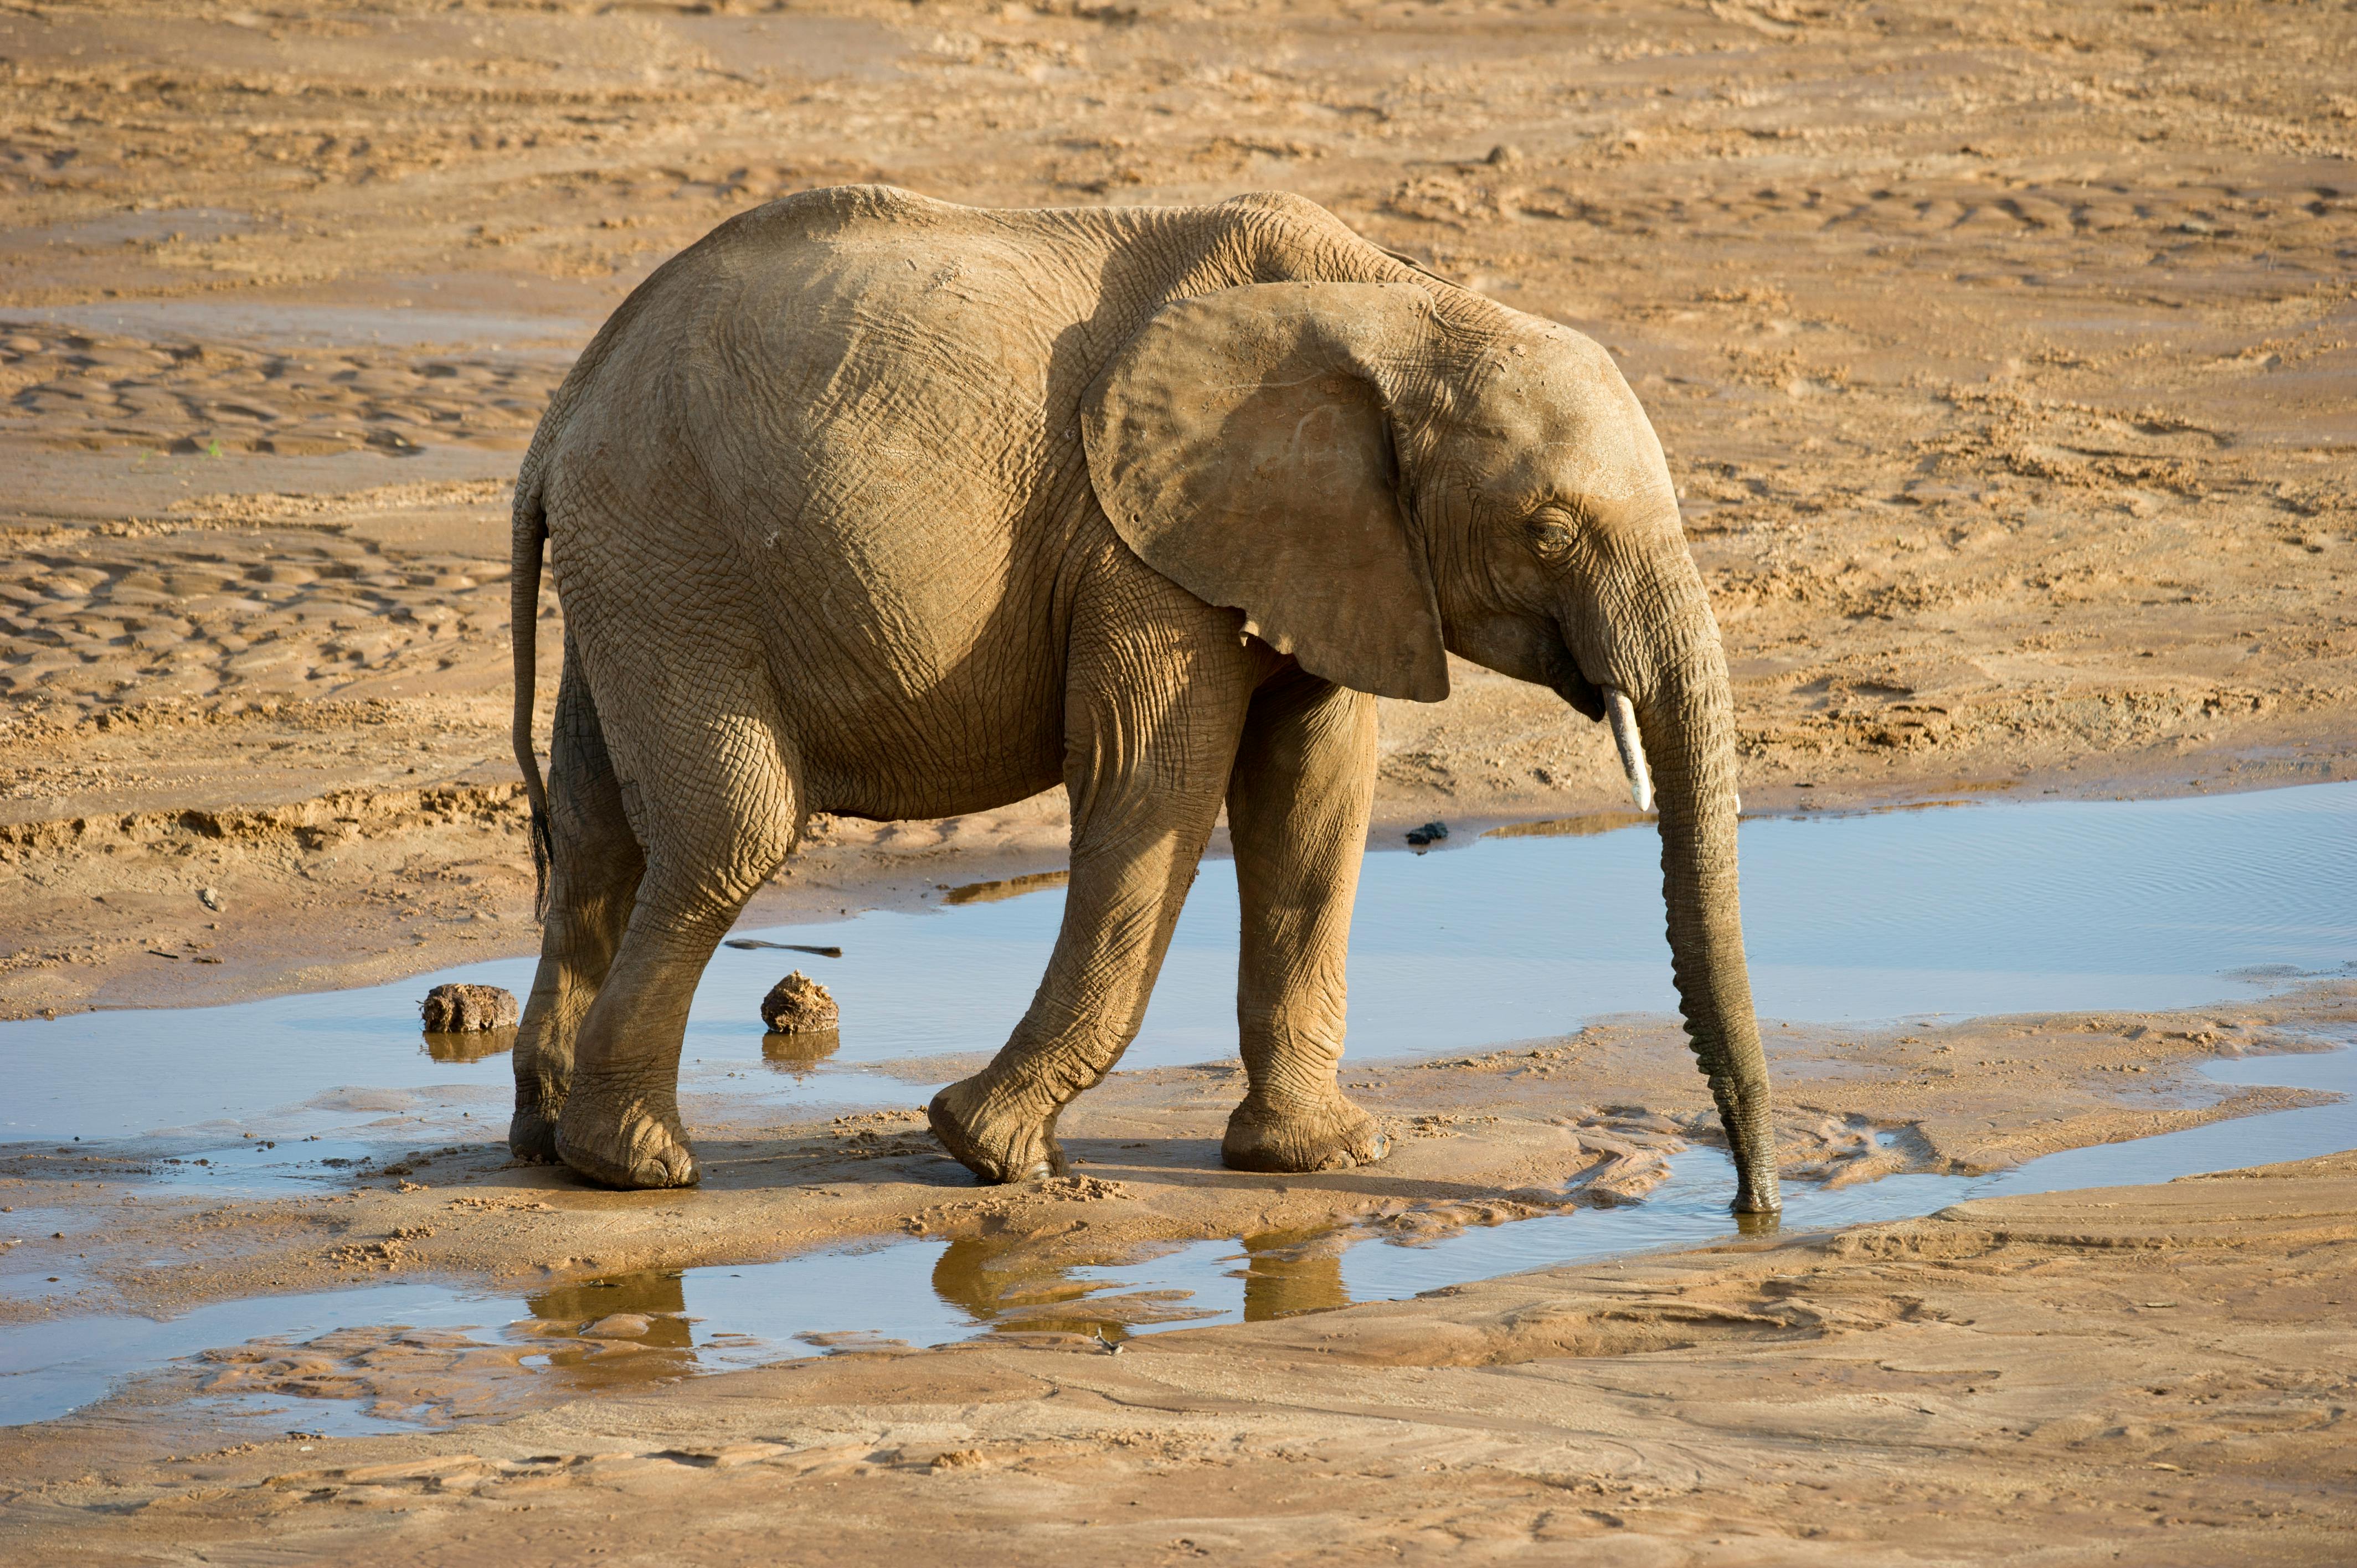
<box><xmin>761</xmin><ymin>970</ymin><xmax>840</xmax><ymax>1034</ymax></box>
<box><xmin>421</xmin><ymin>982</ymin><xmax>519</xmax><ymax>1033</ymax></box>
<box><xmin>1405</xmin><ymin>821</ymin><xmax>1449</xmax><ymax>847</ymax></box>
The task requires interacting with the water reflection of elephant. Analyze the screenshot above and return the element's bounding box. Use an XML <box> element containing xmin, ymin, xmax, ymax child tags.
<box><xmin>421</xmin><ymin>1027</ymin><xmax>515</xmax><ymax>1064</ymax></box>
<box><xmin>519</xmin><ymin>1269</ymin><xmax>696</xmax><ymax>1370</ymax></box>
<box><xmin>931</xmin><ymin>1236</ymin><xmax>1107</xmax><ymax>1333</ymax></box>
<box><xmin>1235</xmin><ymin>1230</ymin><xmax>1348</xmax><ymax>1322</ymax></box>
<box><xmin>928</xmin><ymin>1227</ymin><xmax>1350</xmax><ymax>1340</ymax></box>
<box><xmin>762</xmin><ymin>1029</ymin><xmax>841</xmax><ymax>1075</ymax></box>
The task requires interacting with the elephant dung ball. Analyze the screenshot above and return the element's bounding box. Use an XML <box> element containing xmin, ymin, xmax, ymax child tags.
<box><xmin>420</xmin><ymin>983</ymin><xmax>519</xmax><ymax>1033</ymax></box>
<box><xmin>760</xmin><ymin>971</ymin><xmax>840</xmax><ymax>1034</ymax></box>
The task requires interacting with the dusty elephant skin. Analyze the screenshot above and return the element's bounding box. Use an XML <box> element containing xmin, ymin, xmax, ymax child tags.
<box><xmin>505</xmin><ymin>187</ymin><xmax>1777</xmax><ymax>1207</ymax></box>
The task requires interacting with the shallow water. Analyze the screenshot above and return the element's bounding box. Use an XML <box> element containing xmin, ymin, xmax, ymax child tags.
<box><xmin>5</xmin><ymin>782</ymin><xmax>2354</xmax><ymax>1156</ymax></box>
<box><xmin>3</xmin><ymin>783</ymin><xmax>2354</xmax><ymax>1427</ymax></box>
<box><xmin>3</xmin><ymin>1044</ymin><xmax>2347</xmax><ymax>1432</ymax></box>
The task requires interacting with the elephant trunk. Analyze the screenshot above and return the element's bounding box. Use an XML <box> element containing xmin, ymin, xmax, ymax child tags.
<box><xmin>1617</xmin><ymin>606</ymin><xmax>1781</xmax><ymax>1214</ymax></box>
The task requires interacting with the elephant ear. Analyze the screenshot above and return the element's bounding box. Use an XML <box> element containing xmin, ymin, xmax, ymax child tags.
<box><xmin>1082</xmin><ymin>281</ymin><xmax>1450</xmax><ymax>703</ymax></box>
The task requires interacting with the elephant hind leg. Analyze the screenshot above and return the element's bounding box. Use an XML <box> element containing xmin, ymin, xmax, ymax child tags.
<box><xmin>552</xmin><ymin>669</ymin><xmax>802</xmax><ymax>1192</ymax></box>
<box><xmin>1222</xmin><ymin>668</ymin><xmax>1389</xmax><ymax>1174</ymax></box>
<box><xmin>511</xmin><ymin>644</ymin><xmax>645</xmax><ymax>1163</ymax></box>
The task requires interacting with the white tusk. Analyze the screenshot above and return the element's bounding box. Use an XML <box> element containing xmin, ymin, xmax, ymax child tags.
<box><xmin>1603</xmin><ymin>686</ymin><xmax>1653</xmax><ymax>813</ymax></box>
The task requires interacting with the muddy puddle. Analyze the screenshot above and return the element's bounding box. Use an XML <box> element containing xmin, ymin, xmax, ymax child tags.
<box><xmin>3</xmin><ymin>783</ymin><xmax>2353</xmax><ymax>1427</ymax></box>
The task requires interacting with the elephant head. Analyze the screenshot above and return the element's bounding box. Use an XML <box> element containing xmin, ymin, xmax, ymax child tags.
<box><xmin>1083</xmin><ymin>280</ymin><xmax>1780</xmax><ymax>1214</ymax></box>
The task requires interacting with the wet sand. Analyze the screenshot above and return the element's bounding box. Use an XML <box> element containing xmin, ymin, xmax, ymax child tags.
<box><xmin>3</xmin><ymin>0</ymin><xmax>2353</xmax><ymax>1018</ymax></box>
<box><xmin>3</xmin><ymin>986</ymin><xmax>2352</xmax><ymax>1559</ymax></box>
<box><xmin>6</xmin><ymin>1147</ymin><xmax>2352</xmax><ymax>1562</ymax></box>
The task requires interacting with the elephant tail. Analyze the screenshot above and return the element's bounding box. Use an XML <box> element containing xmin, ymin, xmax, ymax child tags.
<box><xmin>512</xmin><ymin>463</ymin><xmax>553</xmax><ymax>920</ymax></box>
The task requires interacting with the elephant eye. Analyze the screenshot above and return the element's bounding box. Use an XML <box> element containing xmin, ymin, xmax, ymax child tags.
<box><xmin>1521</xmin><ymin>510</ymin><xmax>1576</xmax><ymax>561</ymax></box>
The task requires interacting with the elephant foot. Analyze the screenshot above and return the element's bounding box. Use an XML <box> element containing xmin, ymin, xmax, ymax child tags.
<box><xmin>928</xmin><ymin>1075</ymin><xmax>1067</xmax><ymax>1184</ymax></box>
<box><xmin>1222</xmin><ymin>1092</ymin><xmax>1390</xmax><ymax>1174</ymax></box>
<box><xmin>508</xmin><ymin>1103</ymin><xmax>560</xmax><ymax>1164</ymax></box>
<box><xmin>508</xmin><ymin>1046</ymin><xmax>568</xmax><ymax>1163</ymax></box>
<box><xmin>553</xmin><ymin>1087</ymin><xmax>701</xmax><ymax>1190</ymax></box>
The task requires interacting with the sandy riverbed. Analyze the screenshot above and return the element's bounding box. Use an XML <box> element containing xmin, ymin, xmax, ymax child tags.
<box><xmin>1</xmin><ymin>981</ymin><xmax>2350</xmax><ymax>1564</ymax></box>
<box><xmin>2</xmin><ymin>2</ymin><xmax>2353</xmax><ymax>1560</ymax></box>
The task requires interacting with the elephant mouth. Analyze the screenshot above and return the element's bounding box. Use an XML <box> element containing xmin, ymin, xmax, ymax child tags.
<box><xmin>1542</xmin><ymin>652</ymin><xmax>1654</xmax><ymax>810</ymax></box>
<box><xmin>1546</xmin><ymin>650</ymin><xmax>1607</xmax><ymax>723</ymax></box>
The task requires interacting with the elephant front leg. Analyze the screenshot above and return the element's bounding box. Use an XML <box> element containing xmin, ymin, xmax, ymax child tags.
<box><xmin>929</xmin><ymin>586</ymin><xmax>1259</xmax><ymax>1183</ymax></box>
<box><xmin>1220</xmin><ymin>669</ymin><xmax>1390</xmax><ymax>1175</ymax></box>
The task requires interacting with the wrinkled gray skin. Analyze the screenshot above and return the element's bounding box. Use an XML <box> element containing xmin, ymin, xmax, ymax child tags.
<box><xmin>507</xmin><ymin>186</ymin><xmax>1780</xmax><ymax>1214</ymax></box>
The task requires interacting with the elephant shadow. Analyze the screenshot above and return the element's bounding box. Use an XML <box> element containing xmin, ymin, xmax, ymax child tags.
<box><xmin>653</xmin><ymin>1128</ymin><xmax>1596</xmax><ymax>1213</ymax></box>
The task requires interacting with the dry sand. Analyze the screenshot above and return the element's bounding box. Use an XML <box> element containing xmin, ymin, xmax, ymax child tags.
<box><xmin>2</xmin><ymin>1</ymin><xmax>2354</xmax><ymax>1560</ymax></box>
<box><xmin>2</xmin><ymin>0</ymin><xmax>2352</xmax><ymax>1017</ymax></box>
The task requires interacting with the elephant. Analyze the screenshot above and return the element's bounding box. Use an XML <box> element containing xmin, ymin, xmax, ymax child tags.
<box><xmin>505</xmin><ymin>184</ymin><xmax>1782</xmax><ymax>1215</ymax></box>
